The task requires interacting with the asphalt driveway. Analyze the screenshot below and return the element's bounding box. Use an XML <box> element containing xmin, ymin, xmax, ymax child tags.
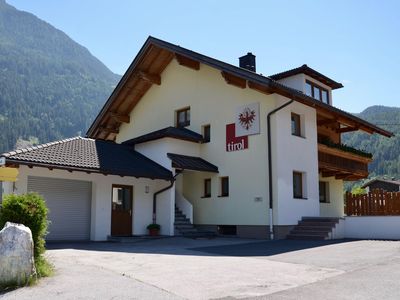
<box><xmin>1</xmin><ymin>237</ymin><xmax>400</xmax><ymax>299</ymax></box>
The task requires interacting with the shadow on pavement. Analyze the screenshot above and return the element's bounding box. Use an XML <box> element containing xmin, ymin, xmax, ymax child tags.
<box><xmin>190</xmin><ymin>239</ymin><xmax>357</xmax><ymax>256</ymax></box>
<box><xmin>45</xmin><ymin>237</ymin><xmax>358</xmax><ymax>257</ymax></box>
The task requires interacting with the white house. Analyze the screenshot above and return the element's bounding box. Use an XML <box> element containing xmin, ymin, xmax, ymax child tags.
<box><xmin>0</xmin><ymin>37</ymin><xmax>392</xmax><ymax>241</ymax></box>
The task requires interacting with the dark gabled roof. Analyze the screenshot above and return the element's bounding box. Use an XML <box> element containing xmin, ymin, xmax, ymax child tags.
<box><xmin>361</xmin><ymin>178</ymin><xmax>400</xmax><ymax>188</ymax></box>
<box><xmin>167</xmin><ymin>153</ymin><xmax>218</xmax><ymax>173</ymax></box>
<box><xmin>269</xmin><ymin>64</ymin><xmax>344</xmax><ymax>90</ymax></box>
<box><xmin>87</xmin><ymin>36</ymin><xmax>392</xmax><ymax>139</ymax></box>
<box><xmin>122</xmin><ymin>126</ymin><xmax>204</xmax><ymax>145</ymax></box>
<box><xmin>1</xmin><ymin>137</ymin><xmax>172</xmax><ymax>180</ymax></box>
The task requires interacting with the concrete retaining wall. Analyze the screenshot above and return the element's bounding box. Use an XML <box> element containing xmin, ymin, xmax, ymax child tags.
<box><xmin>345</xmin><ymin>216</ymin><xmax>400</xmax><ymax>240</ymax></box>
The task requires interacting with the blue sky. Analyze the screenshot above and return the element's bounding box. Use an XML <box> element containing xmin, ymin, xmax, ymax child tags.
<box><xmin>7</xmin><ymin>0</ymin><xmax>400</xmax><ymax>113</ymax></box>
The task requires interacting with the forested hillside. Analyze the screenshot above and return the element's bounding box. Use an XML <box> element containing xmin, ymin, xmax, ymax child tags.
<box><xmin>0</xmin><ymin>0</ymin><xmax>120</xmax><ymax>153</ymax></box>
<box><xmin>343</xmin><ymin>105</ymin><xmax>400</xmax><ymax>180</ymax></box>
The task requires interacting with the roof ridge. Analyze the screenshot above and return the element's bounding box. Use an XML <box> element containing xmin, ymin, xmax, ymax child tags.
<box><xmin>1</xmin><ymin>136</ymin><xmax>83</xmax><ymax>157</ymax></box>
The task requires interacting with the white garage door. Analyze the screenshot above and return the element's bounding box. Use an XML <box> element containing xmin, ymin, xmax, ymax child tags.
<box><xmin>28</xmin><ymin>176</ymin><xmax>92</xmax><ymax>241</ymax></box>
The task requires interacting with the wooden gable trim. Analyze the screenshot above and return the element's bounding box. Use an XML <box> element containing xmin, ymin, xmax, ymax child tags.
<box><xmin>221</xmin><ymin>71</ymin><xmax>246</xmax><ymax>89</ymax></box>
<box><xmin>317</xmin><ymin>118</ymin><xmax>337</xmax><ymax>127</ymax></box>
<box><xmin>175</xmin><ymin>54</ymin><xmax>200</xmax><ymax>70</ymax></box>
<box><xmin>98</xmin><ymin>126</ymin><xmax>119</xmax><ymax>134</ymax></box>
<box><xmin>135</xmin><ymin>71</ymin><xmax>161</xmax><ymax>85</ymax></box>
<box><xmin>248</xmin><ymin>81</ymin><xmax>274</xmax><ymax>95</ymax></box>
<box><xmin>110</xmin><ymin>112</ymin><xmax>130</xmax><ymax>124</ymax></box>
<box><xmin>338</xmin><ymin>126</ymin><xmax>359</xmax><ymax>133</ymax></box>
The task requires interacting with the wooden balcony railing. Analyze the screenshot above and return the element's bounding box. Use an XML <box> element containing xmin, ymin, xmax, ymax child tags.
<box><xmin>318</xmin><ymin>143</ymin><xmax>371</xmax><ymax>180</ymax></box>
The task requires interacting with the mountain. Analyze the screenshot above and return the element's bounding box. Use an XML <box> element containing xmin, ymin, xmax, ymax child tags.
<box><xmin>0</xmin><ymin>0</ymin><xmax>120</xmax><ymax>153</ymax></box>
<box><xmin>342</xmin><ymin>105</ymin><xmax>400</xmax><ymax>181</ymax></box>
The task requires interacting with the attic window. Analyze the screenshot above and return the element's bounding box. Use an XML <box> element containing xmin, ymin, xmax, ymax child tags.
<box><xmin>305</xmin><ymin>80</ymin><xmax>329</xmax><ymax>104</ymax></box>
<box><xmin>176</xmin><ymin>107</ymin><xmax>190</xmax><ymax>128</ymax></box>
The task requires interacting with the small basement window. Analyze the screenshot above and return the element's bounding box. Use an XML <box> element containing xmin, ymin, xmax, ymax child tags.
<box><xmin>220</xmin><ymin>177</ymin><xmax>229</xmax><ymax>197</ymax></box>
<box><xmin>203</xmin><ymin>178</ymin><xmax>211</xmax><ymax>198</ymax></box>
<box><xmin>217</xmin><ymin>225</ymin><xmax>237</xmax><ymax>235</ymax></box>
<box><xmin>176</xmin><ymin>107</ymin><xmax>190</xmax><ymax>128</ymax></box>
<box><xmin>202</xmin><ymin>124</ymin><xmax>211</xmax><ymax>143</ymax></box>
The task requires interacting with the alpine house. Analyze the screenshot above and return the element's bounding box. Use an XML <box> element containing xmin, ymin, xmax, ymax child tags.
<box><xmin>1</xmin><ymin>37</ymin><xmax>392</xmax><ymax>240</ymax></box>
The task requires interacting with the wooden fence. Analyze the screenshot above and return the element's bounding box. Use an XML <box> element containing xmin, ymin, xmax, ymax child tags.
<box><xmin>346</xmin><ymin>190</ymin><xmax>400</xmax><ymax>216</ymax></box>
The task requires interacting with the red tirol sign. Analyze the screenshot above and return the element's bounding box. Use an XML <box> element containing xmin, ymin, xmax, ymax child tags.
<box><xmin>226</xmin><ymin>123</ymin><xmax>248</xmax><ymax>152</ymax></box>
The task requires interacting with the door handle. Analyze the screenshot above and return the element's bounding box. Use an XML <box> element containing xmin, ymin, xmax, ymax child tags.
<box><xmin>129</xmin><ymin>209</ymin><xmax>132</xmax><ymax>216</ymax></box>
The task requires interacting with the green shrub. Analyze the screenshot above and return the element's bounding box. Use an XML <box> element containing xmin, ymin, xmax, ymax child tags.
<box><xmin>146</xmin><ymin>223</ymin><xmax>161</xmax><ymax>230</ymax></box>
<box><xmin>0</xmin><ymin>193</ymin><xmax>48</xmax><ymax>258</ymax></box>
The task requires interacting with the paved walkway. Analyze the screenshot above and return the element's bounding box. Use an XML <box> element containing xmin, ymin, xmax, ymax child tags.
<box><xmin>1</xmin><ymin>238</ymin><xmax>400</xmax><ymax>299</ymax></box>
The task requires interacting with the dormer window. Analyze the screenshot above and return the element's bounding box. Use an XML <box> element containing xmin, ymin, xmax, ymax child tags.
<box><xmin>176</xmin><ymin>107</ymin><xmax>190</xmax><ymax>128</ymax></box>
<box><xmin>305</xmin><ymin>80</ymin><xmax>329</xmax><ymax>104</ymax></box>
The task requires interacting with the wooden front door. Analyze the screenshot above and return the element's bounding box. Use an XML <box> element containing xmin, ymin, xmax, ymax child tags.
<box><xmin>111</xmin><ymin>185</ymin><xmax>133</xmax><ymax>236</ymax></box>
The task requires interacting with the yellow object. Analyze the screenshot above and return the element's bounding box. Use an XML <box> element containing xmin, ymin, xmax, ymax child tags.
<box><xmin>0</xmin><ymin>167</ymin><xmax>18</xmax><ymax>182</ymax></box>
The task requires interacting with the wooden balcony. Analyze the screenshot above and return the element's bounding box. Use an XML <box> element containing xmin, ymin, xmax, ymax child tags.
<box><xmin>318</xmin><ymin>143</ymin><xmax>372</xmax><ymax>180</ymax></box>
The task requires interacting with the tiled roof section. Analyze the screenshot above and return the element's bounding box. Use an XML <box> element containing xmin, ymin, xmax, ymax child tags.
<box><xmin>269</xmin><ymin>64</ymin><xmax>344</xmax><ymax>89</ymax></box>
<box><xmin>122</xmin><ymin>126</ymin><xmax>204</xmax><ymax>145</ymax></box>
<box><xmin>361</xmin><ymin>178</ymin><xmax>400</xmax><ymax>188</ymax></box>
<box><xmin>167</xmin><ymin>153</ymin><xmax>218</xmax><ymax>173</ymax></box>
<box><xmin>1</xmin><ymin>137</ymin><xmax>172</xmax><ymax>180</ymax></box>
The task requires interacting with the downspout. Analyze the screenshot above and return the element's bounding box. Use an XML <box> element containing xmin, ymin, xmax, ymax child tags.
<box><xmin>152</xmin><ymin>171</ymin><xmax>181</xmax><ymax>224</ymax></box>
<box><xmin>267</xmin><ymin>99</ymin><xmax>294</xmax><ymax>240</ymax></box>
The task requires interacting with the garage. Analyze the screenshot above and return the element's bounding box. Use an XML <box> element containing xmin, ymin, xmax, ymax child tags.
<box><xmin>27</xmin><ymin>176</ymin><xmax>92</xmax><ymax>240</ymax></box>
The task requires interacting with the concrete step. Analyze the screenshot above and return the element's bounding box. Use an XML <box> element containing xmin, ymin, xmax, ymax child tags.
<box><xmin>175</xmin><ymin>217</ymin><xmax>190</xmax><ymax>223</ymax></box>
<box><xmin>301</xmin><ymin>217</ymin><xmax>340</xmax><ymax>223</ymax></box>
<box><xmin>174</xmin><ymin>224</ymin><xmax>194</xmax><ymax>229</ymax></box>
<box><xmin>176</xmin><ymin>228</ymin><xmax>198</xmax><ymax>233</ymax></box>
<box><xmin>290</xmin><ymin>230</ymin><xmax>330</xmax><ymax>236</ymax></box>
<box><xmin>287</xmin><ymin>233</ymin><xmax>327</xmax><ymax>240</ymax></box>
<box><xmin>174</xmin><ymin>219</ymin><xmax>192</xmax><ymax>224</ymax></box>
<box><xmin>293</xmin><ymin>226</ymin><xmax>334</xmax><ymax>232</ymax></box>
<box><xmin>298</xmin><ymin>221</ymin><xmax>337</xmax><ymax>227</ymax></box>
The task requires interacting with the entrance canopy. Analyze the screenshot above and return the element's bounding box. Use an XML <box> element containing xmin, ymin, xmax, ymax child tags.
<box><xmin>167</xmin><ymin>153</ymin><xmax>218</xmax><ymax>173</ymax></box>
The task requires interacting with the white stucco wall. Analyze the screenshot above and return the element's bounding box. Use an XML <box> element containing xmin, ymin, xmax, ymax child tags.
<box><xmin>11</xmin><ymin>165</ymin><xmax>173</xmax><ymax>240</ymax></box>
<box><xmin>113</xmin><ymin>58</ymin><xmax>325</xmax><ymax>227</ymax></box>
<box><xmin>345</xmin><ymin>216</ymin><xmax>400</xmax><ymax>240</ymax></box>
<box><xmin>319</xmin><ymin>176</ymin><xmax>345</xmax><ymax>217</ymax></box>
<box><xmin>115</xmin><ymin>60</ymin><xmax>278</xmax><ymax>226</ymax></box>
<box><xmin>135</xmin><ymin>138</ymin><xmax>200</xmax><ymax>170</ymax></box>
<box><xmin>272</xmin><ymin>97</ymin><xmax>320</xmax><ymax>225</ymax></box>
<box><xmin>276</xmin><ymin>74</ymin><xmax>305</xmax><ymax>93</ymax></box>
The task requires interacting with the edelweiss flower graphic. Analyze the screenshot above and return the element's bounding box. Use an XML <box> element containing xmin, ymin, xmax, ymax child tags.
<box><xmin>238</xmin><ymin>107</ymin><xmax>256</xmax><ymax>130</ymax></box>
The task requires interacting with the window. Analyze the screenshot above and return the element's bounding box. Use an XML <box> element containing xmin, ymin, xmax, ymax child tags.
<box><xmin>203</xmin><ymin>178</ymin><xmax>211</xmax><ymax>198</ymax></box>
<box><xmin>203</xmin><ymin>124</ymin><xmax>211</xmax><ymax>143</ymax></box>
<box><xmin>291</xmin><ymin>113</ymin><xmax>301</xmax><ymax>137</ymax></box>
<box><xmin>321</xmin><ymin>90</ymin><xmax>328</xmax><ymax>104</ymax></box>
<box><xmin>112</xmin><ymin>185</ymin><xmax>132</xmax><ymax>211</ymax></box>
<box><xmin>305</xmin><ymin>82</ymin><xmax>312</xmax><ymax>97</ymax></box>
<box><xmin>319</xmin><ymin>181</ymin><xmax>330</xmax><ymax>203</ymax></box>
<box><xmin>176</xmin><ymin>107</ymin><xmax>190</xmax><ymax>128</ymax></box>
<box><xmin>293</xmin><ymin>172</ymin><xmax>304</xmax><ymax>199</ymax></box>
<box><xmin>306</xmin><ymin>80</ymin><xmax>329</xmax><ymax>104</ymax></box>
<box><xmin>313</xmin><ymin>86</ymin><xmax>320</xmax><ymax>101</ymax></box>
<box><xmin>220</xmin><ymin>177</ymin><xmax>229</xmax><ymax>197</ymax></box>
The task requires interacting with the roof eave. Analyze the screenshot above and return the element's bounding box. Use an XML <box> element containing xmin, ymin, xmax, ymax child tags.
<box><xmin>86</xmin><ymin>36</ymin><xmax>157</xmax><ymax>137</ymax></box>
<box><xmin>87</xmin><ymin>36</ymin><xmax>392</xmax><ymax>139</ymax></box>
<box><xmin>4</xmin><ymin>158</ymin><xmax>173</xmax><ymax>181</ymax></box>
